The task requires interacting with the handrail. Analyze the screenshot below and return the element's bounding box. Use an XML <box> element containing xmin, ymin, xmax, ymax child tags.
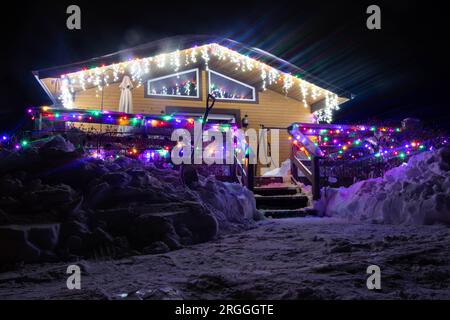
<box><xmin>288</xmin><ymin>128</ymin><xmax>323</xmax><ymax>200</ymax></box>
<box><xmin>288</xmin><ymin>124</ymin><xmax>324</xmax><ymax>158</ymax></box>
<box><xmin>291</xmin><ymin>153</ymin><xmax>312</xmax><ymax>182</ymax></box>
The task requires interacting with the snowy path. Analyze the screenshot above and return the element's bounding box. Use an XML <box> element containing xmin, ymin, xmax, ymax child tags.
<box><xmin>1</xmin><ymin>218</ymin><xmax>450</xmax><ymax>300</ymax></box>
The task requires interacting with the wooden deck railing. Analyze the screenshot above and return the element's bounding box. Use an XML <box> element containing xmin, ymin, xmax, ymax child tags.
<box><xmin>288</xmin><ymin>125</ymin><xmax>323</xmax><ymax>200</ymax></box>
<box><xmin>290</xmin><ymin>145</ymin><xmax>322</xmax><ymax>200</ymax></box>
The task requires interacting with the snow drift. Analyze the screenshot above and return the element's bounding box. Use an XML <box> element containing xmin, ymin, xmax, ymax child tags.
<box><xmin>0</xmin><ymin>135</ymin><xmax>261</xmax><ymax>263</ymax></box>
<box><xmin>317</xmin><ymin>147</ymin><xmax>450</xmax><ymax>225</ymax></box>
<box><xmin>262</xmin><ymin>159</ymin><xmax>291</xmax><ymax>178</ymax></box>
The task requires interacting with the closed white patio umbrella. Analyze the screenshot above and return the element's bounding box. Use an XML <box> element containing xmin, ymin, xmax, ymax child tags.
<box><xmin>119</xmin><ymin>75</ymin><xmax>133</xmax><ymax>114</ymax></box>
<box><xmin>118</xmin><ymin>75</ymin><xmax>133</xmax><ymax>132</ymax></box>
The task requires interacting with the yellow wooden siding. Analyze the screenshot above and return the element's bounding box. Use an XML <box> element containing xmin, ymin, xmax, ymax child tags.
<box><xmin>71</xmin><ymin>70</ymin><xmax>312</xmax><ymax>171</ymax></box>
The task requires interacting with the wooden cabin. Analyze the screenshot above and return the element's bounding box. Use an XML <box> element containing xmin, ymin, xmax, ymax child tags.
<box><xmin>33</xmin><ymin>36</ymin><xmax>351</xmax><ymax>175</ymax></box>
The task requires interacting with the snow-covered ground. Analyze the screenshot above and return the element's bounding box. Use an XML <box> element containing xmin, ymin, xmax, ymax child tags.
<box><xmin>1</xmin><ymin>137</ymin><xmax>449</xmax><ymax>300</ymax></box>
<box><xmin>1</xmin><ymin>217</ymin><xmax>449</xmax><ymax>300</ymax></box>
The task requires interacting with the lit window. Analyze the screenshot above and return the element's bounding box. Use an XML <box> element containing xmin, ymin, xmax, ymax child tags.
<box><xmin>208</xmin><ymin>70</ymin><xmax>256</xmax><ymax>102</ymax></box>
<box><xmin>146</xmin><ymin>69</ymin><xmax>199</xmax><ymax>98</ymax></box>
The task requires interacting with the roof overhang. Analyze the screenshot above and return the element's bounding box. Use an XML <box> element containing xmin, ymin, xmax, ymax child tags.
<box><xmin>33</xmin><ymin>35</ymin><xmax>353</xmax><ymax>122</ymax></box>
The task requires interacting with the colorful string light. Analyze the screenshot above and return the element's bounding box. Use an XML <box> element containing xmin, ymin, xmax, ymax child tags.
<box><xmin>289</xmin><ymin>123</ymin><xmax>448</xmax><ymax>162</ymax></box>
<box><xmin>30</xmin><ymin>106</ymin><xmax>239</xmax><ymax>132</ymax></box>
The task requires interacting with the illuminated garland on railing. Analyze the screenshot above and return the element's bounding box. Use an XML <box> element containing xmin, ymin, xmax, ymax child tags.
<box><xmin>289</xmin><ymin>123</ymin><xmax>448</xmax><ymax>161</ymax></box>
<box><xmin>29</xmin><ymin>107</ymin><xmax>239</xmax><ymax>132</ymax></box>
<box><xmin>19</xmin><ymin>107</ymin><xmax>247</xmax><ymax>162</ymax></box>
<box><xmin>89</xmin><ymin>146</ymin><xmax>171</xmax><ymax>162</ymax></box>
<box><xmin>58</xmin><ymin>43</ymin><xmax>341</xmax><ymax>122</ymax></box>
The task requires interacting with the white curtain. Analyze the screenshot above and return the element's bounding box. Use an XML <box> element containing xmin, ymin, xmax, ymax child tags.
<box><xmin>119</xmin><ymin>75</ymin><xmax>133</xmax><ymax>114</ymax></box>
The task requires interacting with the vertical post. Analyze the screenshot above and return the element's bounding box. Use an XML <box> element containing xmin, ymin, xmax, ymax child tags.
<box><xmin>311</xmin><ymin>156</ymin><xmax>321</xmax><ymax>200</ymax></box>
<box><xmin>290</xmin><ymin>145</ymin><xmax>299</xmax><ymax>181</ymax></box>
<box><xmin>247</xmin><ymin>163</ymin><xmax>254</xmax><ymax>191</ymax></box>
<box><xmin>37</xmin><ymin>112</ymin><xmax>43</xmax><ymax>131</ymax></box>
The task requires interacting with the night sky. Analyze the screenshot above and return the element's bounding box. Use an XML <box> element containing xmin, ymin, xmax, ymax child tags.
<box><xmin>1</xmin><ymin>0</ymin><xmax>449</xmax><ymax>131</ymax></box>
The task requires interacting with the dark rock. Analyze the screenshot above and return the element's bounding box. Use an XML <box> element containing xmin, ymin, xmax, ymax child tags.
<box><xmin>28</xmin><ymin>224</ymin><xmax>60</xmax><ymax>250</ymax></box>
<box><xmin>0</xmin><ymin>178</ymin><xmax>23</xmax><ymax>196</ymax></box>
<box><xmin>181</xmin><ymin>166</ymin><xmax>199</xmax><ymax>188</ymax></box>
<box><xmin>113</xmin><ymin>156</ymin><xmax>134</xmax><ymax>169</ymax></box>
<box><xmin>0</xmin><ymin>226</ymin><xmax>41</xmax><ymax>263</ymax></box>
<box><xmin>106</xmin><ymin>163</ymin><xmax>121</xmax><ymax>172</ymax></box>
<box><xmin>66</xmin><ymin>235</ymin><xmax>83</xmax><ymax>254</ymax></box>
<box><xmin>26</xmin><ymin>179</ymin><xmax>43</xmax><ymax>192</ymax></box>
<box><xmin>179</xmin><ymin>202</ymin><xmax>219</xmax><ymax>243</ymax></box>
<box><xmin>142</xmin><ymin>241</ymin><xmax>170</xmax><ymax>255</ymax></box>
<box><xmin>163</xmin><ymin>235</ymin><xmax>182</xmax><ymax>250</ymax></box>
<box><xmin>114</xmin><ymin>186</ymin><xmax>158</xmax><ymax>202</ymax></box>
<box><xmin>94</xmin><ymin>208</ymin><xmax>135</xmax><ymax>235</ymax></box>
<box><xmin>176</xmin><ymin>224</ymin><xmax>193</xmax><ymax>238</ymax></box>
<box><xmin>39</xmin><ymin>250</ymin><xmax>59</xmax><ymax>262</ymax></box>
<box><xmin>0</xmin><ymin>196</ymin><xmax>19</xmax><ymax>208</ymax></box>
<box><xmin>0</xmin><ymin>209</ymin><xmax>11</xmax><ymax>225</ymax></box>
<box><xmin>131</xmin><ymin>214</ymin><xmax>176</xmax><ymax>247</ymax></box>
<box><xmin>13</xmin><ymin>171</ymin><xmax>27</xmax><ymax>181</ymax></box>
<box><xmin>87</xmin><ymin>182</ymin><xmax>111</xmax><ymax>208</ymax></box>
<box><xmin>34</xmin><ymin>184</ymin><xmax>77</xmax><ymax>206</ymax></box>
<box><xmin>102</xmin><ymin>172</ymin><xmax>131</xmax><ymax>187</ymax></box>
<box><xmin>92</xmin><ymin>227</ymin><xmax>114</xmax><ymax>245</ymax></box>
<box><xmin>60</xmin><ymin>220</ymin><xmax>91</xmax><ymax>241</ymax></box>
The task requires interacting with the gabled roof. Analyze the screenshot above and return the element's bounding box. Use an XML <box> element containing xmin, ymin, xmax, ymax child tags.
<box><xmin>34</xmin><ymin>35</ymin><xmax>353</xmax><ymax>122</ymax></box>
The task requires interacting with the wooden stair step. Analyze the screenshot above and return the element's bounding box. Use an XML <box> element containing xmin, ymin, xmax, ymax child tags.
<box><xmin>261</xmin><ymin>208</ymin><xmax>318</xmax><ymax>219</ymax></box>
<box><xmin>254</xmin><ymin>176</ymin><xmax>284</xmax><ymax>187</ymax></box>
<box><xmin>255</xmin><ymin>194</ymin><xmax>309</xmax><ymax>210</ymax></box>
<box><xmin>253</xmin><ymin>186</ymin><xmax>299</xmax><ymax>196</ymax></box>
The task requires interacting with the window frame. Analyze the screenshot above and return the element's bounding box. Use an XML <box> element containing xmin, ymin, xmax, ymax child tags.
<box><xmin>207</xmin><ymin>69</ymin><xmax>257</xmax><ymax>103</ymax></box>
<box><xmin>145</xmin><ymin>68</ymin><xmax>201</xmax><ymax>100</ymax></box>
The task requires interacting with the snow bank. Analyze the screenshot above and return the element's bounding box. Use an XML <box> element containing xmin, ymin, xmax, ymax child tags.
<box><xmin>317</xmin><ymin>147</ymin><xmax>450</xmax><ymax>225</ymax></box>
<box><xmin>262</xmin><ymin>159</ymin><xmax>291</xmax><ymax>178</ymax></box>
<box><xmin>0</xmin><ymin>135</ymin><xmax>261</xmax><ymax>263</ymax></box>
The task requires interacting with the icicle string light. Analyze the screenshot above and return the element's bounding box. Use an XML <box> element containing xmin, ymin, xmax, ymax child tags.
<box><xmin>58</xmin><ymin>43</ymin><xmax>341</xmax><ymax>122</ymax></box>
